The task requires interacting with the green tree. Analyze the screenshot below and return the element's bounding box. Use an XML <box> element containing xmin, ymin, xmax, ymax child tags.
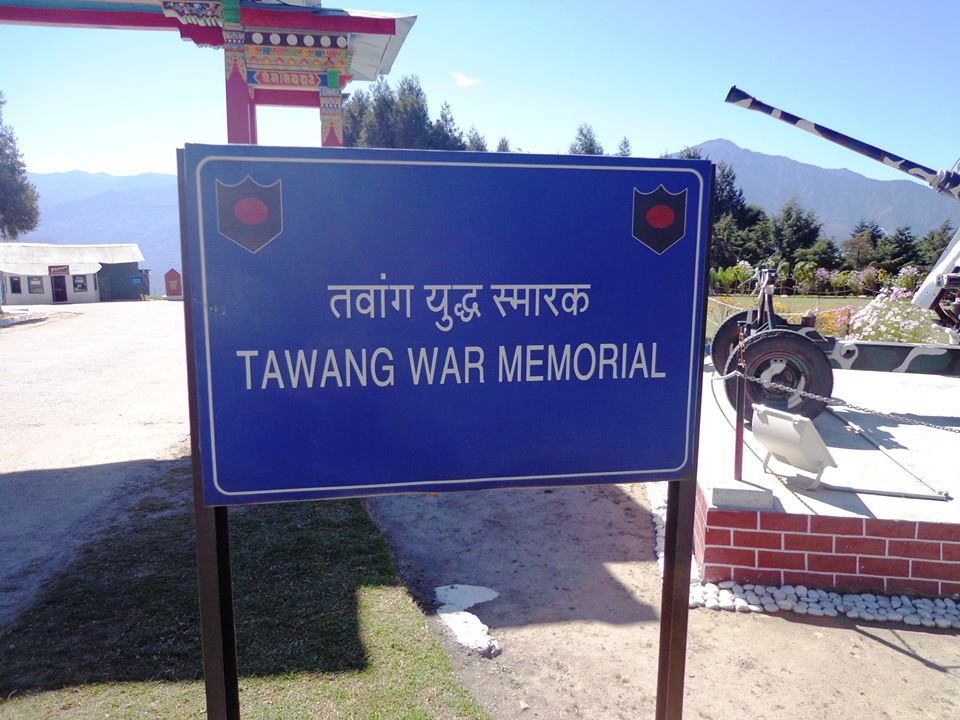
<box><xmin>343</xmin><ymin>76</ymin><xmax>479</xmax><ymax>153</ymax></box>
<box><xmin>794</xmin><ymin>237</ymin><xmax>842</xmax><ymax>269</ymax></box>
<box><xmin>766</xmin><ymin>200</ymin><xmax>822</xmax><ymax>268</ymax></box>
<box><xmin>359</xmin><ymin>77</ymin><xmax>397</xmax><ymax>148</ymax></box>
<box><xmin>917</xmin><ymin>219</ymin><xmax>956</xmax><ymax>268</ymax></box>
<box><xmin>712</xmin><ymin>161</ymin><xmax>750</xmax><ymax>228</ymax></box>
<box><xmin>711</xmin><ymin>213</ymin><xmax>749</xmax><ymax>267</ymax></box>
<box><xmin>393</xmin><ymin>76</ymin><xmax>433</xmax><ymax>149</ymax></box>
<box><xmin>616</xmin><ymin>137</ymin><xmax>631</xmax><ymax>157</ymax></box>
<box><xmin>841</xmin><ymin>220</ymin><xmax>883</xmax><ymax>270</ymax></box>
<box><xmin>341</xmin><ymin>88</ymin><xmax>369</xmax><ymax>147</ymax></box>
<box><xmin>569</xmin><ymin>123</ymin><xmax>603</xmax><ymax>155</ymax></box>
<box><xmin>495</xmin><ymin>137</ymin><xmax>511</xmax><ymax>152</ymax></box>
<box><xmin>676</xmin><ymin>146</ymin><xmax>703</xmax><ymax>160</ymax></box>
<box><xmin>0</xmin><ymin>92</ymin><xmax>39</xmax><ymax>241</ymax></box>
<box><xmin>431</xmin><ymin>102</ymin><xmax>466</xmax><ymax>150</ymax></box>
<box><xmin>465</xmin><ymin>126</ymin><xmax>487</xmax><ymax>151</ymax></box>
<box><xmin>873</xmin><ymin>225</ymin><xmax>918</xmax><ymax>272</ymax></box>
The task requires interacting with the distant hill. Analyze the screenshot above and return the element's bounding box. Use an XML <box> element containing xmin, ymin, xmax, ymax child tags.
<box><xmin>692</xmin><ymin>139</ymin><xmax>960</xmax><ymax>239</ymax></box>
<box><xmin>23</xmin><ymin>144</ymin><xmax>960</xmax><ymax>276</ymax></box>
<box><xmin>24</xmin><ymin>172</ymin><xmax>180</xmax><ymax>283</ymax></box>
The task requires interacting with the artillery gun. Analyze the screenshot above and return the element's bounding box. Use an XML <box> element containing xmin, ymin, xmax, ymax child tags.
<box><xmin>714</xmin><ymin>87</ymin><xmax>960</xmax><ymax>418</ymax></box>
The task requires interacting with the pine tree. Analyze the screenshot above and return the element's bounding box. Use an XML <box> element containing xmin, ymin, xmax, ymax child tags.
<box><xmin>873</xmin><ymin>225</ymin><xmax>918</xmax><ymax>272</ymax></box>
<box><xmin>431</xmin><ymin>103</ymin><xmax>466</xmax><ymax>150</ymax></box>
<box><xmin>359</xmin><ymin>78</ymin><xmax>397</xmax><ymax>148</ymax></box>
<box><xmin>841</xmin><ymin>220</ymin><xmax>884</xmax><ymax>270</ymax></box>
<box><xmin>466</xmin><ymin>127</ymin><xmax>487</xmax><ymax>151</ymax></box>
<box><xmin>917</xmin><ymin>220</ymin><xmax>956</xmax><ymax>268</ymax></box>
<box><xmin>616</xmin><ymin>137</ymin><xmax>631</xmax><ymax>157</ymax></box>
<box><xmin>569</xmin><ymin>124</ymin><xmax>603</xmax><ymax>155</ymax></box>
<box><xmin>495</xmin><ymin>137</ymin><xmax>511</xmax><ymax>152</ymax></box>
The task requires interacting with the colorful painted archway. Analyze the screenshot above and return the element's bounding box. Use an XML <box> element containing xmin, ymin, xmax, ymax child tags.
<box><xmin>0</xmin><ymin>0</ymin><xmax>415</xmax><ymax>144</ymax></box>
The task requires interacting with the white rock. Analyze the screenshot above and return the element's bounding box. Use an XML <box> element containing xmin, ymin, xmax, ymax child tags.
<box><xmin>838</xmin><ymin>604</ymin><xmax>851</xmax><ymax>613</ymax></box>
<box><xmin>904</xmin><ymin>615</ymin><xmax>921</xmax><ymax>626</ymax></box>
<box><xmin>765</xmin><ymin>586</ymin><xmax>778</xmax><ymax>594</ymax></box>
<box><xmin>952</xmin><ymin>621</ymin><xmax>960</xmax><ymax>630</ymax></box>
<box><xmin>689</xmin><ymin>598</ymin><xmax>701</xmax><ymax>609</ymax></box>
<box><xmin>935</xmin><ymin>617</ymin><xmax>952</xmax><ymax>629</ymax></box>
<box><xmin>763</xmin><ymin>603</ymin><xmax>779</xmax><ymax>613</ymax></box>
<box><xmin>719</xmin><ymin>599</ymin><xmax>736</xmax><ymax>611</ymax></box>
<box><xmin>877</xmin><ymin>596</ymin><xmax>891</xmax><ymax>607</ymax></box>
<box><xmin>704</xmin><ymin>583</ymin><xmax>720</xmax><ymax>594</ymax></box>
<box><xmin>735</xmin><ymin>602</ymin><xmax>751</xmax><ymax>614</ymax></box>
<box><xmin>891</xmin><ymin>597</ymin><xmax>902</xmax><ymax>609</ymax></box>
<box><xmin>887</xmin><ymin>612</ymin><xmax>903</xmax><ymax>622</ymax></box>
<box><xmin>823</xmin><ymin>607</ymin><xmax>838</xmax><ymax>618</ymax></box>
<box><xmin>748</xmin><ymin>604</ymin><xmax>763</xmax><ymax>613</ymax></box>
<box><xmin>719</xmin><ymin>580</ymin><xmax>736</xmax><ymax>589</ymax></box>
<box><xmin>921</xmin><ymin>618</ymin><xmax>936</xmax><ymax>628</ymax></box>
<box><xmin>846</xmin><ymin>609</ymin><xmax>860</xmax><ymax>620</ymax></box>
<box><xmin>793</xmin><ymin>602</ymin><xmax>808</xmax><ymax>615</ymax></box>
<box><xmin>861</xmin><ymin>612</ymin><xmax>876</xmax><ymax>622</ymax></box>
<box><xmin>743</xmin><ymin>584</ymin><xmax>755</xmax><ymax>591</ymax></box>
<box><xmin>781</xmin><ymin>585</ymin><xmax>795</xmax><ymax>595</ymax></box>
<box><xmin>705</xmin><ymin>598</ymin><xmax>720</xmax><ymax>610</ymax></box>
<box><xmin>808</xmin><ymin>606</ymin><xmax>824</xmax><ymax>617</ymax></box>
<box><xmin>945</xmin><ymin>598</ymin><xmax>956</xmax><ymax>609</ymax></box>
<box><xmin>773</xmin><ymin>590</ymin><xmax>786</xmax><ymax>602</ymax></box>
<box><xmin>796</xmin><ymin>585</ymin><xmax>808</xmax><ymax>598</ymax></box>
<box><xmin>862</xmin><ymin>593</ymin><xmax>875</xmax><ymax>602</ymax></box>
<box><xmin>934</xmin><ymin>598</ymin><xmax>946</xmax><ymax>609</ymax></box>
<box><xmin>745</xmin><ymin>592</ymin><xmax>760</xmax><ymax>605</ymax></box>
<box><xmin>732</xmin><ymin>584</ymin><xmax>744</xmax><ymax>595</ymax></box>
<box><xmin>778</xmin><ymin>600</ymin><xmax>794</xmax><ymax>611</ymax></box>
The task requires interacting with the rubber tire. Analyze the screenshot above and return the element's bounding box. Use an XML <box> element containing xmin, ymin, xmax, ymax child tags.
<box><xmin>723</xmin><ymin>329</ymin><xmax>834</xmax><ymax>420</ymax></box>
<box><xmin>710</xmin><ymin>310</ymin><xmax>788</xmax><ymax>374</ymax></box>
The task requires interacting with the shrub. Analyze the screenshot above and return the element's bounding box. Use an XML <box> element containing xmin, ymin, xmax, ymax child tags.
<box><xmin>848</xmin><ymin>287</ymin><xmax>944</xmax><ymax>343</ymax></box>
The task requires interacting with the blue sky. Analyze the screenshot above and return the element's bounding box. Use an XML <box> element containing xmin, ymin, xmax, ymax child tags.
<box><xmin>2</xmin><ymin>1</ymin><xmax>959</xmax><ymax>182</ymax></box>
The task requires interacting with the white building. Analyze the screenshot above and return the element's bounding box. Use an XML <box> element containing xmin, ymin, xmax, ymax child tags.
<box><xmin>0</xmin><ymin>243</ymin><xmax>147</xmax><ymax>305</ymax></box>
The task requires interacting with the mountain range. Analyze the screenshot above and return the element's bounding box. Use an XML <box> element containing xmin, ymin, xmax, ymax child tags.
<box><xmin>22</xmin><ymin>139</ymin><xmax>960</xmax><ymax>276</ymax></box>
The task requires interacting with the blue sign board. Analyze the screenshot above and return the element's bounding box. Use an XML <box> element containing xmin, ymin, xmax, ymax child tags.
<box><xmin>180</xmin><ymin>145</ymin><xmax>711</xmax><ymax>506</ymax></box>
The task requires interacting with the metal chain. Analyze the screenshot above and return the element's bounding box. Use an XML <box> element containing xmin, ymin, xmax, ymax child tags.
<box><xmin>719</xmin><ymin>370</ymin><xmax>960</xmax><ymax>435</ymax></box>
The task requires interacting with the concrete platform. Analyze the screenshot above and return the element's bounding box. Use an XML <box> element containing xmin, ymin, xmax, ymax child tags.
<box><xmin>695</xmin><ymin>363</ymin><xmax>960</xmax><ymax>596</ymax></box>
<box><xmin>699</xmin><ymin>366</ymin><xmax>959</xmax><ymax>523</ymax></box>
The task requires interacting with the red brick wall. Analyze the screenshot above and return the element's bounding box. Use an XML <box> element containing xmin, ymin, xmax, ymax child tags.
<box><xmin>693</xmin><ymin>485</ymin><xmax>960</xmax><ymax>598</ymax></box>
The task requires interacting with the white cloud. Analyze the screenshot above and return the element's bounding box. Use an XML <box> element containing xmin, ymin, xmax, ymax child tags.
<box><xmin>452</xmin><ymin>72</ymin><xmax>479</xmax><ymax>87</ymax></box>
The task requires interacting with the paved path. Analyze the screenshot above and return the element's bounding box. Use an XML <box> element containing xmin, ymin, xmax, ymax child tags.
<box><xmin>0</xmin><ymin>302</ymin><xmax>189</xmax><ymax>625</ymax></box>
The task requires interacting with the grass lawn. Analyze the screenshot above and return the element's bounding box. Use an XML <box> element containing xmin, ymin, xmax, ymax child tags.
<box><xmin>0</xmin><ymin>465</ymin><xmax>488</xmax><ymax>720</ymax></box>
<box><xmin>706</xmin><ymin>294</ymin><xmax>874</xmax><ymax>342</ymax></box>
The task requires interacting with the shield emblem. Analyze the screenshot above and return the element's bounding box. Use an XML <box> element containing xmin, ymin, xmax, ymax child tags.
<box><xmin>631</xmin><ymin>185</ymin><xmax>687</xmax><ymax>254</ymax></box>
<box><xmin>216</xmin><ymin>177</ymin><xmax>283</xmax><ymax>253</ymax></box>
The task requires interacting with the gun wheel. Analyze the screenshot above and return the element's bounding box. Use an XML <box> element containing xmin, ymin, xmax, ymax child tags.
<box><xmin>710</xmin><ymin>310</ymin><xmax>788</xmax><ymax>373</ymax></box>
<box><xmin>722</xmin><ymin>329</ymin><xmax>834</xmax><ymax>419</ymax></box>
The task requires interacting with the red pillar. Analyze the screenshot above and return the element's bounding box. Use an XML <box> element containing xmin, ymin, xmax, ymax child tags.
<box><xmin>225</xmin><ymin>54</ymin><xmax>255</xmax><ymax>144</ymax></box>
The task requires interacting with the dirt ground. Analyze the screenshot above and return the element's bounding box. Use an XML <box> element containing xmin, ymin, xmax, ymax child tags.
<box><xmin>369</xmin><ymin>482</ymin><xmax>960</xmax><ymax>720</ymax></box>
<box><xmin>0</xmin><ymin>303</ymin><xmax>189</xmax><ymax>626</ymax></box>
<box><xmin>4</xmin><ymin>303</ymin><xmax>959</xmax><ymax>719</ymax></box>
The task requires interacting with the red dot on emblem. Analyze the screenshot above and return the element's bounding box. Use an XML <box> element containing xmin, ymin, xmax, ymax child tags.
<box><xmin>646</xmin><ymin>204</ymin><xmax>675</xmax><ymax>229</ymax></box>
<box><xmin>234</xmin><ymin>197</ymin><xmax>269</xmax><ymax>225</ymax></box>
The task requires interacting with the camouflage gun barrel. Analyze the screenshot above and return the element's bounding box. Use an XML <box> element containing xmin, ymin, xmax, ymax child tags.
<box><xmin>725</xmin><ymin>86</ymin><xmax>960</xmax><ymax>202</ymax></box>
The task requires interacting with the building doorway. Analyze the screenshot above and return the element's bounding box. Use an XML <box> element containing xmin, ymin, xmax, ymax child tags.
<box><xmin>51</xmin><ymin>275</ymin><xmax>68</xmax><ymax>303</ymax></box>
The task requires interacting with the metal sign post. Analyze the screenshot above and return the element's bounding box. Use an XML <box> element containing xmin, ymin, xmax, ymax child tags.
<box><xmin>179</xmin><ymin>145</ymin><xmax>712</xmax><ymax>719</ymax></box>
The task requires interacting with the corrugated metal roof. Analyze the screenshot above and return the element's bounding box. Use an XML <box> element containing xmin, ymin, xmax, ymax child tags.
<box><xmin>0</xmin><ymin>243</ymin><xmax>144</xmax><ymax>276</ymax></box>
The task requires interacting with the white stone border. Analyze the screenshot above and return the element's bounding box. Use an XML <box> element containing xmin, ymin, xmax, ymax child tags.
<box><xmin>643</xmin><ymin>481</ymin><xmax>960</xmax><ymax>630</ymax></box>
